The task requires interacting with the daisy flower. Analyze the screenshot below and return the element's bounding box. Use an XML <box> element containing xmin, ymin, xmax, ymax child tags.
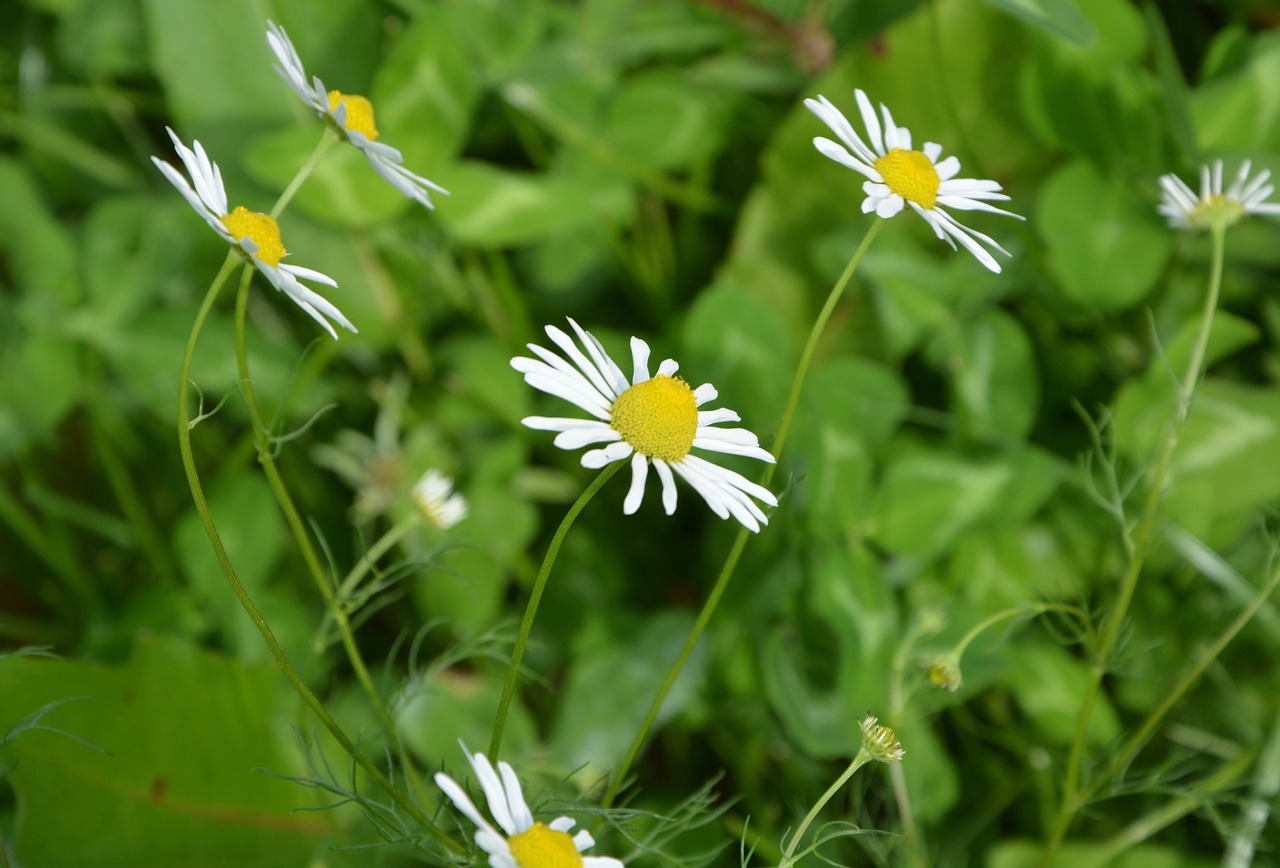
<box><xmin>412</xmin><ymin>469</ymin><xmax>469</xmax><ymax>530</ymax></box>
<box><xmin>435</xmin><ymin>747</ymin><xmax>624</xmax><ymax>868</ymax></box>
<box><xmin>1158</xmin><ymin>159</ymin><xmax>1280</xmax><ymax>231</ymax></box>
<box><xmin>805</xmin><ymin>88</ymin><xmax>1023</xmax><ymax>273</ymax></box>
<box><xmin>512</xmin><ymin>319</ymin><xmax>777</xmax><ymax>533</ymax></box>
<box><xmin>266</xmin><ymin>20</ymin><xmax>448</xmax><ymax>209</ymax></box>
<box><xmin>151</xmin><ymin>127</ymin><xmax>355</xmax><ymax>339</ymax></box>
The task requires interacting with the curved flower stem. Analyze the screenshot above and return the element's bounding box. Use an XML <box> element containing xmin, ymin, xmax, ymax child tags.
<box><xmin>604</xmin><ymin>219</ymin><xmax>885</xmax><ymax>808</ymax></box>
<box><xmin>270</xmin><ymin>128</ymin><xmax>340</xmax><ymax>220</ymax></box>
<box><xmin>489</xmin><ymin>462</ymin><xmax>623</xmax><ymax>759</ymax></box>
<box><xmin>231</xmin><ymin>271</ymin><xmax>424</xmax><ymax>799</ymax></box>
<box><xmin>778</xmin><ymin>751</ymin><xmax>873</xmax><ymax>867</ymax></box>
<box><xmin>178</xmin><ymin>253</ymin><xmax>460</xmax><ymax>853</ymax></box>
<box><xmin>1042</xmin><ymin>221</ymin><xmax>1227</xmax><ymax>865</ymax></box>
<box><xmin>953</xmin><ymin>602</ymin><xmax>1090</xmax><ymax>661</ymax></box>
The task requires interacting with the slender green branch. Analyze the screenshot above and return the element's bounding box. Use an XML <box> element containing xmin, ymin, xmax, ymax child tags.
<box><xmin>778</xmin><ymin>752</ymin><xmax>872</xmax><ymax>867</ymax></box>
<box><xmin>231</xmin><ymin>270</ymin><xmax>422</xmax><ymax>798</ymax></box>
<box><xmin>270</xmin><ymin>128</ymin><xmax>339</xmax><ymax>220</ymax></box>
<box><xmin>604</xmin><ymin>219</ymin><xmax>886</xmax><ymax>807</ymax></box>
<box><xmin>489</xmin><ymin>462</ymin><xmax>622</xmax><ymax>759</ymax></box>
<box><xmin>313</xmin><ymin>513</ymin><xmax>420</xmax><ymax>654</ymax></box>
<box><xmin>178</xmin><ymin>252</ymin><xmax>459</xmax><ymax>853</ymax></box>
<box><xmin>1043</xmin><ymin>222</ymin><xmax>1227</xmax><ymax>864</ymax></box>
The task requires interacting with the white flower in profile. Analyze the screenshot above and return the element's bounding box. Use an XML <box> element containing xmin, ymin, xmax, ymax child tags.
<box><xmin>266</xmin><ymin>20</ymin><xmax>448</xmax><ymax>209</ymax></box>
<box><xmin>151</xmin><ymin>127</ymin><xmax>355</xmax><ymax>339</ymax></box>
<box><xmin>512</xmin><ymin>319</ymin><xmax>777</xmax><ymax>533</ymax></box>
<box><xmin>412</xmin><ymin>469</ymin><xmax>468</xmax><ymax>530</ymax></box>
<box><xmin>805</xmin><ymin>88</ymin><xmax>1024</xmax><ymax>273</ymax></box>
<box><xmin>435</xmin><ymin>746</ymin><xmax>624</xmax><ymax>868</ymax></box>
<box><xmin>1158</xmin><ymin>159</ymin><xmax>1280</xmax><ymax>231</ymax></box>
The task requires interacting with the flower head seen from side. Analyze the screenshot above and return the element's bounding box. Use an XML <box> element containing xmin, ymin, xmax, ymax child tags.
<box><xmin>435</xmin><ymin>746</ymin><xmax>624</xmax><ymax>868</ymax></box>
<box><xmin>151</xmin><ymin>128</ymin><xmax>355</xmax><ymax>339</ymax></box>
<box><xmin>805</xmin><ymin>88</ymin><xmax>1024</xmax><ymax>273</ymax></box>
<box><xmin>512</xmin><ymin>319</ymin><xmax>778</xmax><ymax>533</ymax></box>
<box><xmin>266</xmin><ymin>20</ymin><xmax>448</xmax><ymax>209</ymax></box>
<box><xmin>859</xmin><ymin>714</ymin><xmax>905</xmax><ymax>764</ymax></box>
<box><xmin>1158</xmin><ymin>159</ymin><xmax>1280</xmax><ymax>232</ymax></box>
<box><xmin>413</xmin><ymin>469</ymin><xmax>468</xmax><ymax>530</ymax></box>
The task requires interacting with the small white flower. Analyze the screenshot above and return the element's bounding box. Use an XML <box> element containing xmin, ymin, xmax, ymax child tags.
<box><xmin>1158</xmin><ymin>159</ymin><xmax>1280</xmax><ymax>231</ymax></box>
<box><xmin>412</xmin><ymin>469</ymin><xmax>468</xmax><ymax>530</ymax></box>
<box><xmin>859</xmin><ymin>714</ymin><xmax>905</xmax><ymax>764</ymax></box>
<box><xmin>805</xmin><ymin>88</ymin><xmax>1024</xmax><ymax>273</ymax></box>
<box><xmin>435</xmin><ymin>746</ymin><xmax>624</xmax><ymax>868</ymax></box>
<box><xmin>266</xmin><ymin>20</ymin><xmax>448</xmax><ymax>209</ymax></box>
<box><xmin>512</xmin><ymin>319</ymin><xmax>777</xmax><ymax>533</ymax></box>
<box><xmin>151</xmin><ymin>127</ymin><xmax>355</xmax><ymax>339</ymax></box>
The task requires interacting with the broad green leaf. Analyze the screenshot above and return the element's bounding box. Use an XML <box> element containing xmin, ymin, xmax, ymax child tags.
<box><xmin>681</xmin><ymin>280</ymin><xmax>794</xmax><ymax>431</ymax></box>
<box><xmin>0</xmin><ymin>158</ymin><xmax>79</xmax><ymax>307</ymax></box>
<box><xmin>435</xmin><ymin>161</ymin><xmax>634</xmax><ymax>247</ymax></box>
<box><xmin>1037</xmin><ymin>159</ymin><xmax>1173</xmax><ymax>311</ymax></box>
<box><xmin>983</xmin><ymin>0</ymin><xmax>1094</xmax><ymax>44</ymax></box>
<box><xmin>1190</xmin><ymin>31</ymin><xmax>1280</xmax><ymax>153</ymax></box>
<box><xmin>1003</xmin><ymin>641</ymin><xmax>1121</xmax><ymax>745</ymax></box>
<box><xmin>947</xmin><ymin>525</ymin><xmax>1087</xmax><ymax>611</ymax></box>
<box><xmin>990</xmin><ymin>839</ymin><xmax>1217</xmax><ymax>868</ymax></box>
<box><xmin>606</xmin><ymin>70</ymin><xmax>732</xmax><ymax>170</ymax></box>
<box><xmin>926</xmin><ymin>308</ymin><xmax>1040</xmax><ymax>442</ymax></box>
<box><xmin>398</xmin><ymin>666</ymin><xmax>537</xmax><ymax>771</ymax></box>
<box><xmin>869</xmin><ymin>448</ymin><xmax>1064</xmax><ymax>559</ymax></box>
<box><xmin>549</xmin><ymin>611</ymin><xmax>701</xmax><ymax>777</ymax></box>
<box><xmin>58</xmin><ymin>0</ymin><xmax>147</xmax><ymax>77</ymax></box>
<box><xmin>0</xmin><ymin>637</ymin><xmax>328</xmax><ymax>867</ymax></box>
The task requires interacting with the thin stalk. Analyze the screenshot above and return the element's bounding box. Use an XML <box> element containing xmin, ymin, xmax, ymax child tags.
<box><xmin>178</xmin><ymin>252</ymin><xmax>459</xmax><ymax>853</ymax></box>
<box><xmin>0</xmin><ymin>482</ymin><xmax>97</xmax><ymax>611</ymax></box>
<box><xmin>313</xmin><ymin>513</ymin><xmax>420</xmax><ymax>654</ymax></box>
<box><xmin>1043</xmin><ymin>222</ymin><xmax>1227</xmax><ymax>864</ymax></box>
<box><xmin>269</xmin><ymin>128</ymin><xmax>339</xmax><ymax>220</ymax></box>
<box><xmin>489</xmin><ymin>462</ymin><xmax>622</xmax><ymax>758</ymax></box>
<box><xmin>778</xmin><ymin>751</ymin><xmax>873</xmax><ymax>867</ymax></box>
<box><xmin>231</xmin><ymin>271</ymin><xmax>422</xmax><ymax>799</ymax></box>
<box><xmin>604</xmin><ymin>219</ymin><xmax>885</xmax><ymax>807</ymax></box>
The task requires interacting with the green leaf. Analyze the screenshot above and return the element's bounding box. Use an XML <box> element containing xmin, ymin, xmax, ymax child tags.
<box><xmin>0</xmin><ymin>637</ymin><xmax>328</xmax><ymax>867</ymax></box>
<box><xmin>606</xmin><ymin>70</ymin><xmax>731</xmax><ymax>171</ymax></box>
<box><xmin>926</xmin><ymin>308</ymin><xmax>1040</xmax><ymax>442</ymax></box>
<box><xmin>869</xmin><ymin>448</ymin><xmax>1064</xmax><ymax>559</ymax></box>
<box><xmin>1004</xmin><ymin>641</ymin><xmax>1121</xmax><ymax>745</ymax></box>
<box><xmin>1190</xmin><ymin>31</ymin><xmax>1280</xmax><ymax>152</ymax></box>
<box><xmin>549</xmin><ymin>611</ymin><xmax>701</xmax><ymax>777</ymax></box>
<box><xmin>1036</xmin><ymin>159</ymin><xmax>1173</xmax><ymax>311</ymax></box>
<box><xmin>435</xmin><ymin>161</ymin><xmax>634</xmax><ymax>247</ymax></box>
<box><xmin>983</xmin><ymin>0</ymin><xmax>1095</xmax><ymax>44</ymax></box>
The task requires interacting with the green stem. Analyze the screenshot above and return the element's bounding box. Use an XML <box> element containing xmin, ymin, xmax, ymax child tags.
<box><xmin>953</xmin><ymin>602</ymin><xmax>1089</xmax><ymax>661</ymax></box>
<box><xmin>270</xmin><ymin>128</ymin><xmax>339</xmax><ymax>219</ymax></box>
<box><xmin>604</xmin><ymin>219</ymin><xmax>885</xmax><ymax>808</ymax></box>
<box><xmin>778</xmin><ymin>751</ymin><xmax>872</xmax><ymax>867</ymax></box>
<box><xmin>313</xmin><ymin>513</ymin><xmax>420</xmax><ymax>655</ymax></box>
<box><xmin>231</xmin><ymin>271</ymin><xmax>422</xmax><ymax>799</ymax></box>
<box><xmin>1043</xmin><ymin>221</ymin><xmax>1227</xmax><ymax>864</ymax></box>
<box><xmin>179</xmin><ymin>252</ymin><xmax>459</xmax><ymax>853</ymax></box>
<box><xmin>489</xmin><ymin>462</ymin><xmax>622</xmax><ymax>759</ymax></box>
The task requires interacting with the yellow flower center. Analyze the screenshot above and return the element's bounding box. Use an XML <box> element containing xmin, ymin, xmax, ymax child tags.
<box><xmin>1189</xmin><ymin>194</ymin><xmax>1246</xmax><ymax>231</ymax></box>
<box><xmin>507</xmin><ymin>822</ymin><xmax>583</xmax><ymax>868</ymax></box>
<box><xmin>220</xmin><ymin>206</ymin><xmax>286</xmax><ymax>267</ymax></box>
<box><xmin>609</xmin><ymin>375</ymin><xmax>698</xmax><ymax>463</ymax></box>
<box><xmin>873</xmin><ymin>148</ymin><xmax>940</xmax><ymax>209</ymax></box>
<box><xmin>327</xmin><ymin>90</ymin><xmax>380</xmax><ymax>140</ymax></box>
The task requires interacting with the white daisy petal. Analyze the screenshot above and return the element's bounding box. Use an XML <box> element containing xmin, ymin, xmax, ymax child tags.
<box><xmin>573</xmin><ymin>829</ymin><xmax>596</xmax><ymax>850</ymax></box>
<box><xmin>630</xmin><ymin>336</ymin><xmax>651</xmax><ymax>385</ymax></box>
<box><xmin>854</xmin><ymin>89</ymin><xmax>884</xmax><ymax>155</ymax></box>
<box><xmin>623</xmin><ymin>452</ymin><xmax>649</xmax><ymax>514</ymax></box>
<box><xmin>496</xmin><ymin>761</ymin><xmax>534</xmax><ymax>834</ymax></box>
<box><xmin>550</xmin><ymin>817</ymin><xmax>576</xmax><ymax>833</ymax></box>
<box><xmin>653</xmin><ymin>459</ymin><xmax>678</xmax><ymax>515</ymax></box>
<box><xmin>515</xmin><ymin>318</ymin><xmax>776</xmax><ymax>530</ymax></box>
<box><xmin>468</xmin><ymin>751</ymin><xmax>517</xmax><ymax>836</ymax></box>
<box><xmin>582</xmin><ymin>859</ymin><xmax>626</xmax><ymax>868</ymax></box>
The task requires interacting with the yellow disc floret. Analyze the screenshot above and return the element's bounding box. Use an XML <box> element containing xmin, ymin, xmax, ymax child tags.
<box><xmin>874</xmin><ymin>148</ymin><xmax>941</xmax><ymax>209</ymax></box>
<box><xmin>507</xmin><ymin>822</ymin><xmax>583</xmax><ymax>868</ymax></box>
<box><xmin>610</xmin><ymin>375</ymin><xmax>698</xmax><ymax>463</ymax></box>
<box><xmin>221</xmin><ymin>206</ymin><xmax>287</xmax><ymax>267</ymax></box>
<box><xmin>1189</xmin><ymin>194</ymin><xmax>1246</xmax><ymax>231</ymax></box>
<box><xmin>327</xmin><ymin>90</ymin><xmax>380</xmax><ymax>140</ymax></box>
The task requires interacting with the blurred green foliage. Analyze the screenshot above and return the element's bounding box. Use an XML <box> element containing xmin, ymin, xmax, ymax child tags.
<box><xmin>2</xmin><ymin>0</ymin><xmax>1279</xmax><ymax>865</ymax></box>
